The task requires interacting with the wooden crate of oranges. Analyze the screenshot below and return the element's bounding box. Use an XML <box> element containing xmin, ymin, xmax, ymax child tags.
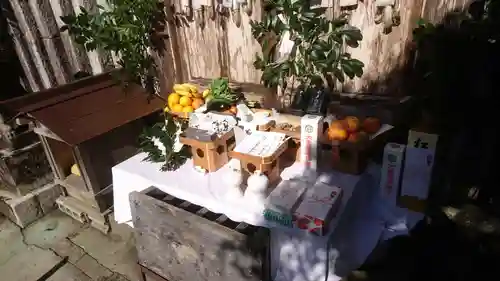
<box><xmin>324</xmin><ymin>116</ymin><xmax>384</xmax><ymax>174</ymax></box>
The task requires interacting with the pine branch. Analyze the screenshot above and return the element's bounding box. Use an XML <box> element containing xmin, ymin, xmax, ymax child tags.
<box><xmin>138</xmin><ymin>116</ymin><xmax>191</xmax><ymax>171</ymax></box>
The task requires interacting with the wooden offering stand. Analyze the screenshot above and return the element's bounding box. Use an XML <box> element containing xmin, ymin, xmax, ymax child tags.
<box><xmin>228</xmin><ymin>140</ymin><xmax>288</xmax><ymax>185</ymax></box>
<box><xmin>267</xmin><ymin>122</ymin><xmax>302</xmax><ymax>165</ymax></box>
<box><xmin>179</xmin><ymin>128</ymin><xmax>236</xmax><ymax>172</ymax></box>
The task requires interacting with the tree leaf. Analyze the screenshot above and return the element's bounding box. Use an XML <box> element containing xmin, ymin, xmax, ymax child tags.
<box><xmin>341</xmin><ymin>61</ymin><xmax>355</xmax><ymax>79</ymax></box>
<box><xmin>341</xmin><ymin>28</ymin><xmax>362</xmax><ymax>42</ymax></box>
<box><xmin>345</xmin><ymin>39</ymin><xmax>359</xmax><ymax>48</ymax></box>
<box><xmin>333</xmin><ymin>68</ymin><xmax>345</xmax><ymax>83</ymax></box>
<box><xmin>311</xmin><ymin>7</ymin><xmax>327</xmax><ymax>15</ymax></box>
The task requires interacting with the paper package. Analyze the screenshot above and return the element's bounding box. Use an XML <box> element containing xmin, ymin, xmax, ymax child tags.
<box><xmin>293</xmin><ymin>182</ymin><xmax>343</xmax><ymax>236</ymax></box>
<box><xmin>399</xmin><ymin>130</ymin><xmax>439</xmax><ymax>213</ymax></box>
<box><xmin>380</xmin><ymin>143</ymin><xmax>405</xmax><ymax>206</ymax></box>
<box><xmin>263</xmin><ymin>179</ymin><xmax>309</xmax><ymax>227</ymax></box>
<box><xmin>300</xmin><ymin>114</ymin><xmax>323</xmax><ymax>175</ymax></box>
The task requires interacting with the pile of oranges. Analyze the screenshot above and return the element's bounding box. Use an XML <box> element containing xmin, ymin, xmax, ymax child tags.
<box><xmin>166</xmin><ymin>83</ymin><xmax>211</xmax><ymax>114</ymax></box>
<box><xmin>326</xmin><ymin>116</ymin><xmax>382</xmax><ymax>142</ymax></box>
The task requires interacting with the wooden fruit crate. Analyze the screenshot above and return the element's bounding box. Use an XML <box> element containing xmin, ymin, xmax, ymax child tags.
<box><xmin>130</xmin><ymin>187</ymin><xmax>271</xmax><ymax>281</ymax></box>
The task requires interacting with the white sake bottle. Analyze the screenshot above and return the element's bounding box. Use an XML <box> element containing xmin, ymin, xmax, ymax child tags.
<box><xmin>224</xmin><ymin>159</ymin><xmax>244</xmax><ymax>200</ymax></box>
<box><xmin>244</xmin><ymin>170</ymin><xmax>269</xmax><ymax>210</ymax></box>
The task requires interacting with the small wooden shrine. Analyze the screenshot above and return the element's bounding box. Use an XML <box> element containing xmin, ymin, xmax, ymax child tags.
<box><xmin>179</xmin><ymin>127</ymin><xmax>236</xmax><ymax>172</ymax></box>
<box><xmin>0</xmin><ymin>71</ymin><xmax>163</xmax><ymax>232</ymax></box>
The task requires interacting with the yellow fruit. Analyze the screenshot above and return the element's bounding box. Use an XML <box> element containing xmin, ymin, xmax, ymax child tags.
<box><xmin>176</xmin><ymin>90</ymin><xmax>191</xmax><ymax>97</ymax></box>
<box><xmin>71</xmin><ymin>164</ymin><xmax>81</xmax><ymax>177</ymax></box>
<box><xmin>202</xmin><ymin>89</ymin><xmax>210</xmax><ymax>98</ymax></box>
<box><xmin>192</xmin><ymin>98</ymin><xmax>204</xmax><ymax>109</ymax></box>
<box><xmin>183</xmin><ymin>83</ymin><xmax>198</xmax><ymax>93</ymax></box>
<box><xmin>204</xmin><ymin>95</ymin><xmax>213</xmax><ymax>103</ymax></box>
<box><xmin>179</xmin><ymin>96</ymin><xmax>192</xmax><ymax>107</ymax></box>
<box><xmin>173</xmin><ymin>84</ymin><xmax>190</xmax><ymax>93</ymax></box>
<box><xmin>168</xmin><ymin>93</ymin><xmax>180</xmax><ymax>105</ymax></box>
<box><xmin>164</xmin><ymin>106</ymin><xmax>170</xmax><ymax>112</ymax></box>
<box><xmin>182</xmin><ymin>106</ymin><xmax>194</xmax><ymax>113</ymax></box>
<box><xmin>171</xmin><ymin>104</ymin><xmax>183</xmax><ymax>112</ymax></box>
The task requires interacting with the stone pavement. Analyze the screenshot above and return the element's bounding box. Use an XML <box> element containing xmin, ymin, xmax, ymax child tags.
<box><xmin>0</xmin><ymin>211</ymin><xmax>141</xmax><ymax>281</ymax></box>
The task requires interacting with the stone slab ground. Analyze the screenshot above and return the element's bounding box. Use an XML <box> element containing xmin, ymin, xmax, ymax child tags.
<box><xmin>0</xmin><ymin>210</ymin><xmax>140</xmax><ymax>281</ymax></box>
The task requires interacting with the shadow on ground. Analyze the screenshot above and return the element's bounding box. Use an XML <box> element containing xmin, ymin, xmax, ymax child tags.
<box><xmin>217</xmin><ymin>1</ymin><xmax>500</xmax><ymax>281</ymax></box>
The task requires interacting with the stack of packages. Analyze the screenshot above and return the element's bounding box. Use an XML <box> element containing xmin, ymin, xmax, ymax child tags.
<box><xmin>379</xmin><ymin>130</ymin><xmax>439</xmax><ymax>239</ymax></box>
<box><xmin>262</xmin><ymin>114</ymin><xmax>343</xmax><ymax>236</ymax></box>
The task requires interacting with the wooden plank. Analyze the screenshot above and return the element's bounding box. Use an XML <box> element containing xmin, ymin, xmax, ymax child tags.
<box><xmin>130</xmin><ymin>189</ymin><xmax>270</xmax><ymax>281</ymax></box>
<box><xmin>72</xmin><ymin>146</ymin><xmax>97</xmax><ymax>194</ymax></box>
<box><xmin>39</xmin><ymin>135</ymin><xmax>65</xmax><ymax>180</ymax></box>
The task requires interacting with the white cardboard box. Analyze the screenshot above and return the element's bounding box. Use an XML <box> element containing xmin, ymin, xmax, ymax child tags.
<box><xmin>380</xmin><ymin>143</ymin><xmax>406</xmax><ymax>206</ymax></box>
<box><xmin>293</xmin><ymin>182</ymin><xmax>343</xmax><ymax>236</ymax></box>
<box><xmin>400</xmin><ymin>130</ymin><xmax>439</xmax><ymax>210</ymax></box>
<box><xmin>300</xmin><ymin>114</ymin><xmax>324</xmax><ymax>171</ymax></box>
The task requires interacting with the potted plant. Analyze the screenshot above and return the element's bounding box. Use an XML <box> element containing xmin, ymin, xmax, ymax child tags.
<box><xmin>250</xmin><ymin>0</ymin><xmax>364</xmax><ymax>115</ymax></box>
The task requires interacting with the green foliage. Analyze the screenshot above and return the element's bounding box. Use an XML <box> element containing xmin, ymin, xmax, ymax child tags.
<box><xmin>60</xmin><ymin>0</ymin><xmax>164</xmax><ymax>88</ymax></box>
<box><xmin>203</xmin><ymin>77</ymin><xmax>239</xmax><ymax>111</ymax></box>
<box><xmin>250</xmin><ymin>0</ymin><xmax>364</xmax><ymax>91</ymax></box>
<box><xmin>209</xmin><ymin>78</ymin><xmax>238</xmax><ymax>102</ymax></box>
<box><xmin>138</xmin><ymin>114</ymin><xmax>191</xmax><ymax>171</ymax></box>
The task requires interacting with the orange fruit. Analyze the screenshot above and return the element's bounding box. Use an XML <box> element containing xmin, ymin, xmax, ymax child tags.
<box><xmin>171</xmin><ymin>104</ymin><xmax>183</xmax><ymax>112</ymax></box>
<box><xmin>229</xmin><ymin>105</ymin><xmax>237</xmax><ymax>115</ymax></box>
<box><xmin>179</xmin><ymin>96</ymin><xmax>192</xmax><ymax>107</ymax></box>
<box><xmin>191</xmin><ymin>98</ymin><xmax>204</xmax><ymax>109</ymax></box>
<box><xmin>168</xmin><ymin>93</ymin><xmax>180</xmax><ymax>105</ymax></box>
<box><xmin>330</xmin><ymin>120</ymin><xmax>347</xmax><ymax>130</ymax></box>
<box><xmin>362</xmin><ymin>117</ymin><xmax>381</xmax><ymax>134</ymax></box>
<box><xmin>348</xmin><ymin>131</ymin><xmax>369</xmax><ymax>143</ymax></box>
<box><xmin>182</xmin><ymin>106</ymin><xmax>194</xmax><ymax>113</ymax></box>
<box><xmin>345</xmin><ymin>116</ymin><xmax>360</xmax><ymax>133</ymax></box>
<box><xmin>327</xmin><ymin>127</ymin><xmax>348</xmax><ymax>141</ymax></box>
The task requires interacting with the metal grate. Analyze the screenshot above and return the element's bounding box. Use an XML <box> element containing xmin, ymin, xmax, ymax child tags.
<box><xmin>143</xmin><ymin>188</ymin><xmax>255</xmax><ymax>235</ymax></box>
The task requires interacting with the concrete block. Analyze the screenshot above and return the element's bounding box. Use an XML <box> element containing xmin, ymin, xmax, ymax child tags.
<box><xmin>33</xmin><ymin>184</ymin><xmax>63</xmax><ymax>214</ymax></box>
<box><xmin>0</xmin><ymin>184</ymin><xmax>63</xmax><ymax>228</ymax></box>
<box><xmin>0</xmin><ymin>192</ymin><xmax>43</xmax><ymax>228</ymax></box>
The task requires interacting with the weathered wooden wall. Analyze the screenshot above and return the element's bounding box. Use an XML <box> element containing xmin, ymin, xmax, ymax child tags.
<box><xmin>4</xmin><ymin>0</ymin><xmax>472</xmax><ymax>94</ymax></box>
<box><xmin>166</xmin><ymin>0</ymin><xmax>472</xmax><ymax>95</ymax></box>
<box><xmin>3</xmin><ymin>0</ymin><xmax>114</xmax><ymax>92</ymax></box>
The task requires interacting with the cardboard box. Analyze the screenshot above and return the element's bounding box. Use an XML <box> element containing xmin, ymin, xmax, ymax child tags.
<box><xmin>380</xmin><ymin>143</ymin><xmax>405</xmax><ymax>206</ymax></box>
<box><xmin>399</xmin><ymin>130</ymin><xmax>439</xmax><ymax>213</ymax></box>
<box><xmin>293</xmin><ymin>182</ymin><xmax>343</xmax><ymax>236</ymax></box>
<box><xmin>263</xmin><ymin>179</ymin><xmax>309</xmax><ymax>227</ymax></box>
<box><xmin>300</xmin><ymin>114</ymin><xmax>323</xmax><ymax>171</ymax></box>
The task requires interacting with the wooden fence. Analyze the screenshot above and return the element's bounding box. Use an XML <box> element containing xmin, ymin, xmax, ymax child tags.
<box><xmin>4</xmin><ymin>0</ymin><xmax>471</xmax><ymax>94</ymax></box>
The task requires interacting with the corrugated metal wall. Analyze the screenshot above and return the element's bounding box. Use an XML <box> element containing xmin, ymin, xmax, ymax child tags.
<box><xmin>3</xmin><ymin>0</ymin><xmax>114</xmax><ymax>92</ymax></box>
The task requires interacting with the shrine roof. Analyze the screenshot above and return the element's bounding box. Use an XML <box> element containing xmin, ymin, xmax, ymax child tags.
<box><xmin>0</xmin><ymin>71</ymin><xmax>164</xmax><ymax>146</ymax></box>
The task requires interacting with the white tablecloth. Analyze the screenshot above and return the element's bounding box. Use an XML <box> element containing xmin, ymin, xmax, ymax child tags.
<box><xmin>112</xmin><ymin>153</ymin><xmax>423</xmax><ymax>281</ymax></box>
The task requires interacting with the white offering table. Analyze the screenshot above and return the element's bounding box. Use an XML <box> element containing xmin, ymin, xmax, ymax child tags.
<box><xmin>112</xmin><ymin>153</ymin><xmax>422</xmax><ymax>281</ymax></box>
